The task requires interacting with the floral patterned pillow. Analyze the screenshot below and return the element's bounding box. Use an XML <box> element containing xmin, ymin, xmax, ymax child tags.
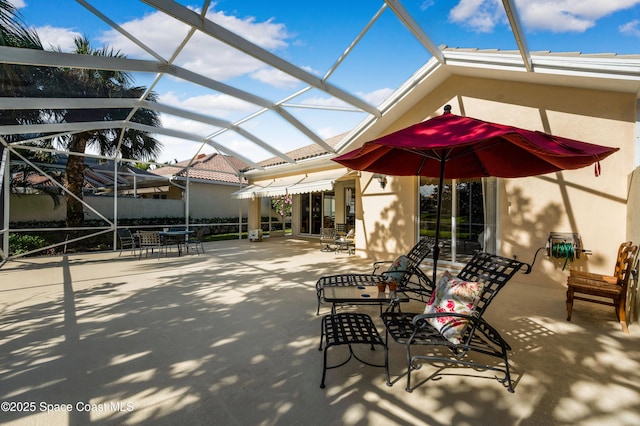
<box><xmin>423</xmin><ymin>272</ymin><xmax>484</xmax><ymax>344</ymax></box>
<box><xmin>385</xmin><ymin>255</ymin><xmax>409</xmax><ymax>283</ymax></box>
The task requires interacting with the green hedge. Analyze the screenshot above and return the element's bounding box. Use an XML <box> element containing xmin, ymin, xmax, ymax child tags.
<box><xmin>8</xmin><ymin>217</ymin><xmax>249</xmax><ymax>256</ymax></box>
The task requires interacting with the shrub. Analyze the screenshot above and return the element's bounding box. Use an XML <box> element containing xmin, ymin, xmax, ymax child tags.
<box><xmin>9</xmin><ymin>234</ymin><xmax>48</xmax><ymax>255</ymax></box>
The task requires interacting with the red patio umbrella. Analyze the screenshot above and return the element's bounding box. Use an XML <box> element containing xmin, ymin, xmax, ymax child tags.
<box><xmin>333</xmin><ymin>105</ymin><xmax>619</xmax><ymax>282</ymax></box>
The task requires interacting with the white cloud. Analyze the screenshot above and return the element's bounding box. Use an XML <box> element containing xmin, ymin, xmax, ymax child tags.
<box><xmin>160</xmin><ymin>91</ymin><xmax>256</xmax><ymax>120</ymax></box>
<box><xmin>361</xmin><ymin>88</ymin><xmax>395</xmax><ymax>107</ymax></box>
<box><xmin>250</xmin><ymin>67</ymin><xmax>301</xmax><ymax>88</ymax></box>
<box><xmin>449</xmin><ymin>0</ymin><xmax>640</xmax><ymax>33</ymax></box>
<box><xmin>449</xmin><ymin>0</ymin><xmax>506</xmax><ymax>33</ymax></box>
<box><xmin>97</xmin><ymin>7</ymin><xmax>293</xmax><ymax>85</ymax></box>
<box><xmin>317</xmin><ymin>126</ymin><xmax>340</xmax><ymax>140</ymax></box>
<box><xmin>299</xmin><ymin>96</ymin><xmax>350</xmax><ymax>108</ymax></box>
<box><xmin>296</xmin><ymin>87</ymin><xmax>393</xmax><ymax>110</ymax></box>
<box><xmin>420</xmin><ymin>1</ymin><xmax>436</xmax><ymax>12</ymax></box>
<box><xmin>35</xmin><ymin>25</ymin><xmax>81</xmax><ymax>51</ymax></box>
<box><xmin>8</xmin><ymin>0</ymin><xmax>26</xmax><ymax>9</ymax></box>
<box><xmin>620</xmin><ymin>19</ymin><xmax>640</xmax><ymax>36</ymax></box>
<box><xmin>154</xmin><ymin>115</ymin><xmax>251</xmax><ymax>163</ymax></box>
<box><xmin>516</xmin><ymin>0</ymin><xmax>640</xmax><ymax>32</ymax></box>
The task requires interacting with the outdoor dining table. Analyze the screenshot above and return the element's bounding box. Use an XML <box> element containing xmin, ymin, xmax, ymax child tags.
<box><xmin>159</xmin><ymin>230</ymin><xmax>194</xmax><ymax>256</ymax></box>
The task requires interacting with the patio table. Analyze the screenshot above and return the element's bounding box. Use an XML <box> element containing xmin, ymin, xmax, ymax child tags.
<box><xmin>159</xmin><ymin>230</ymin><xmax>194</xmax><ymax>256</ymax></box>
<box><xmin>322</xmin><ymin>285</ymin><xmax>409</xmax><ymax>314</ymax></box>
<box><xmin>334</xmin><ymin>238</ymin><xmax>355</xmax><ymax>255</ymax></box>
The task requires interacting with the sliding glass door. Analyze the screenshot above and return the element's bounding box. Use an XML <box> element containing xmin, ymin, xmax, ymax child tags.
<box><xmin>419</xmin><ymin>177</ymin><xmax>495</xmax><ymax>263</ymax></box>
<box><xmin>299</xmin><ymin>191</ymin><xmax>335</xmax><ymax>235</ymax></box>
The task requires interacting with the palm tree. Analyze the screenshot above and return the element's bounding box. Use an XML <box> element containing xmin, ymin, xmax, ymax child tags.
<box><xmin>2</xmin><ymin>4</ymin><xmax>162</xmax><ymax>253</ymax></box>
<box><xmin>0</xmin><ymin>0</ymin><xmax>49</xmax><ymax>256</ymax></box>
<box><xmin>0</xmin><ymin>0</ymin><xmax>45</xmax><ymax>138</ymax></box>
<box><xmin>54</xmin><ymin>36</ymin><xmax>162</xmax><ymax>227</ymax></box>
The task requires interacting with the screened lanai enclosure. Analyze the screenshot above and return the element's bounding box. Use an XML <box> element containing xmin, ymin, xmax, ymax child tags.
<box><xmin>2</xmin><ymin>0</ymin><xmax>640</xmax><ymax>265</ymax></box>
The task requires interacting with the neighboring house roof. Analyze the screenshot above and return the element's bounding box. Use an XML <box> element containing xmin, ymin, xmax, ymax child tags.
<box><xmin>256</xmin><ymin>133</ymin><xmax>346</xmax><ymax>169</ymax></box>
<box><xmin>11</xmin><ymin>157</ymin><xmax>164</xmax><ymax>192</ymax></box>
<box><xmin>152</xmin><ymin>153</ymin><xmax>250</xmax><ymax>185</ymax></box>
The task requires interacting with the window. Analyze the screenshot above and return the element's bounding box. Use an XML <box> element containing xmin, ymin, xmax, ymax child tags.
<box><xmin>419</xmin><ymin>177</ymin><xmax>495</xmax><ymax>263</ymax></box>
<box><xmin>345</xmin><ymin>187</ymin><xmax>355</xmax><ymax>227</ymax></box>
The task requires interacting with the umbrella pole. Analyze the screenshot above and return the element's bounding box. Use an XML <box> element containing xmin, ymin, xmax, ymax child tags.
<box><xmin>432</xmin><ymin>155</ymin><xmax>446</xmax><ymax>285</ymax></box>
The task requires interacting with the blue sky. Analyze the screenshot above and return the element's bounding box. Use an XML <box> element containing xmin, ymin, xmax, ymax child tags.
<box><xmin>10</xmin><ymin>1</ymin><xmax>640</xmax><ymax>164</ymax></box>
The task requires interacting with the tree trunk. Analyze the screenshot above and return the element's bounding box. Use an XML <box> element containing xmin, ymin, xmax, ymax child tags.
<box><xmin>64</xmin><ymin>136</ymin><xmax>88</xmax><ymax>228</ymax></box>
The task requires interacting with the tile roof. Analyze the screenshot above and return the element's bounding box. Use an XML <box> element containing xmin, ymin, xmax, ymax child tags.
<box><xmin>12</xmin><ymin>159</ymin><xmax>159</xmax><ymax>191</ymax></box>
<box><xmin>153</xmin><ymin>153</ymin><xmax>250</xmax><ymax>184</ymax></box>
<box><xmin>160</xmin><ymin>133</ymin><xmax>347</xmax><ymax>179</ymax></box>
<box><xmin>256</xmin><ymin>133</ymin><xmax>346</xmax><ymax>169</ymax></box>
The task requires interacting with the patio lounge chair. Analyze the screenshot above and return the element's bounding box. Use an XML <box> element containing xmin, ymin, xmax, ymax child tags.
<box><xmin>315</xmin><ymin>237</ymin><xmax>435</xmax><ymax>314</ymax></box>
<box><xmin>381</xmin><ymin>252</ymin><xmax>528</xmax><ymax>393</ymax></box>
<box><xmin>566</xmin><ymin>241</ymin><xmax>638</xmax><ymax>334</ymax></box>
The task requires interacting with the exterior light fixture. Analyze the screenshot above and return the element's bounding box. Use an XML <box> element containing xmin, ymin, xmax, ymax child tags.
<box><xmin>374</xmin><ymin>174</ymin><xmax>387</xmax><ymax>189</ymax></box>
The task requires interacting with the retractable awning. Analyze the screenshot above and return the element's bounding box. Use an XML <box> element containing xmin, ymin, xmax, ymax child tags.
<box><xmin>286</xmin><ymin>169</ymin><xmax>348</xmax><ymax>194</ymax></box>
<box><xmin>232</xmin><ymin>169</ymin><xmax>348</xmax><ymax>199</ymax></box>
<box><xmin>231</xmin><ymin>175</ymin><xmax>304</xmax><ymax>199</ymax></box>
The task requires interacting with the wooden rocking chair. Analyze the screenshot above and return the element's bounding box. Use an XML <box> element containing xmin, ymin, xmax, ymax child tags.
<box><xmin>566</xmin><ymin>241</ymin><xmax>638</xmax><ymax>334</ymax></box>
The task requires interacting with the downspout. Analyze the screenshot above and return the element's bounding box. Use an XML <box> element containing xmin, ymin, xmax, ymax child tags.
<box><xmin>185</xmin><ymin>168</ymin><xmax>190</xmax><ymax>231</ymax></box>
<box><xmin>168</xmin><ymin>176</ymin><xmax>188</xmax><ymax>231</ymax></box>
<box><xmin>169</xmin><ymin>176</ymin><xmax>186</xmax><ymax>190</ymax></box>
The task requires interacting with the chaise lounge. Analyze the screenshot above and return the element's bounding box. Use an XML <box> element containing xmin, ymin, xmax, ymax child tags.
<box><xmin>315</xmin><ymin>237</ymin><xmax>435</xmax><ymax>315</ymax></box>
<box><xmin>381</xmin><ymin>252</ymin><xmax>529</xmax><ymax>393</ymax></box>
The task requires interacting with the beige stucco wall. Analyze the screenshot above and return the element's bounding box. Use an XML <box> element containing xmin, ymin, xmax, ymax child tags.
<box><xmin>186</xmin><ymin>182</ymin><xmax>247</xmax><ymax>219</ymax></box>
<box><xmin>10</xmin><ymin>181</ymin><xmax>248</xmax><ymax>222</ymax></box>
<box><xmin>357</xmin><ymin>173</ymin><xmax>418</xmax><ymax>261</ymax></box>
<box><xmin>9</xmin><ymin>194</ymin><xmax>184</xmax><ymax>221</ymax></box>
<box><xmin>354</xmin><ymin>75</ymin><xmax>636</xmax><ymax>287</ymax></box>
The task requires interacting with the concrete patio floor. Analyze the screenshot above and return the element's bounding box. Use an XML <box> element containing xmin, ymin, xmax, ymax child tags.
<box><xmin>0</xmin><ymin>237</ymin><xmax>638</xmax><ymax>425</ymax></box>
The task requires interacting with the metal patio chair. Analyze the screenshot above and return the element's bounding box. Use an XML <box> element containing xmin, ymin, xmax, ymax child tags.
<box><xmin>186</xmin><ymin>227</ymin><xmax>208</xmax><ymax>255</ymax></box>
<box><xmin>319</xmin><ymin>227</ymin><xmax>337</xmax><ymax>252</ymax></box>
<box><xmin>117</xmin><ymin>228</ymin><xmax>137</xmax><ymax>257</ymax></box>
<box><xmin>138</xmin><ymin>231</ymin><xmax>165</xmax><ymax>260</ymax></box>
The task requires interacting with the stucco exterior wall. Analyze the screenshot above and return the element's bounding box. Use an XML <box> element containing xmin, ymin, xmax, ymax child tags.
<box><xmin>239</xmin><ymin>74</ymin><xmax>636</xmax><ymax>293</ymax></box>
<box><xmin>186</xmin><ymin>182</ymin><xmax>247</xmax><ymax>219</ymax></box>
<box><xmin>10</xmin><ymin>181</ymin><xmax>248</xmax><ymax>222</ymax></box>
<box><xmin>9</xmin><ymin>195</ymin><xmax>185</xmax><ymax>221</ymax></box>
<box><xmin>357</xmin><ymin>173</ymin><xmax>418</xmax><ymax>261</ymax></box>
